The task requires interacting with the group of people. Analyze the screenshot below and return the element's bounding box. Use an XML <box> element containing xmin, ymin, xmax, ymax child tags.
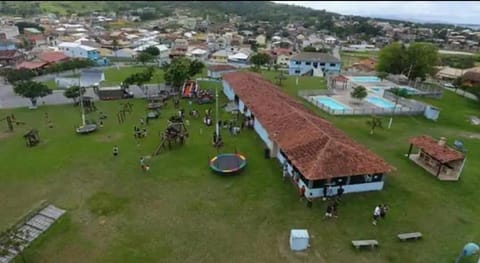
<box><xmin>111</xmin><ymin>145</ymin><xmax>150</xmax><ymax>172</ymax></box>
<box><xmin>242</xmin><ymin>116</ymin><xmax>255</xmax><ymax>129</ymax></box>
<box><xmin>372</xmin><ymin>204</ymin><xmax>389</xmax><ymax>225</ymax></box>
<box><xmin>218</xmin><ymin>120</ymin><xmax>241</xmax><ymax>136</ymax></box>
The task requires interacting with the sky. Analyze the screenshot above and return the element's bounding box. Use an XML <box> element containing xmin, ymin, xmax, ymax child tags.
<box><xmin>272</xmin><ymin>1</ymin><xmax>480</xmax><ymax>25</ymax></box>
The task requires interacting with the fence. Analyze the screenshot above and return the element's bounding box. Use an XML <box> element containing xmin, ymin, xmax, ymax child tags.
<box><xmin>300</xmin><ymin>91</ymin><xmax>426</xmax><ymax>116</ymax></box>
<box><xmin>383</xmin><ymin>91</ymin><xmax>428</xmax><ymax>112</ymax></box>
<box><xmin>298</xmin><ymin>89</ymin><xmax>334</xmax><ymax>97</ymax></box>
<box><xmin>407</xmin><ymin>81</ymin><xmax>444</xmax><ymax>98</ymax></box>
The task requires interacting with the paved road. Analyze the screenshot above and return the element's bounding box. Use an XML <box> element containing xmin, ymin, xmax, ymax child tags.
<box><xmin>332</xmin><ymin>45</ymin><xmax>341</xmax><ymax>61</ymax></box>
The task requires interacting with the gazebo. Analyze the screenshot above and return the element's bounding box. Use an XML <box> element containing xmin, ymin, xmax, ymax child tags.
<box><xmin>331</xmin><ymin>74</ymin><xmax>349</xmax><ymax>90</ymax></box>
<box><xmin>407</xmin><ymin>136</ymin><xmax>466</xmax><ymax>181</ymax></box>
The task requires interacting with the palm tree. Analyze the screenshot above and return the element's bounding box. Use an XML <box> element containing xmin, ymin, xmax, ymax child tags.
<box><xmin>366</xmin><ymin>116</ymin><xmax>383</xmax><ymax>135</ymax></box>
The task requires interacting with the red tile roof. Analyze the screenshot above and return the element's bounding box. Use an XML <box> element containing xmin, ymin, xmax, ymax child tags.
<box><xmin>0</xmin><ymin>50</ymin><xmax>21</xmax><ymax>59</ymax></box>
<box><xmin>409</xmin><ymin>136</ymin><xmax>464</xmax><ymax>163</ymax></box>
<box><xmin>16</xmin><ymin>61</ymin><xmax>47</xmax><ymax>70</ymax></box>
<box><xmin>222</xmin><ymin>72</ymin><xmax>392</xmax><ymax>180</ymax></box>
<box><xmin>208</xmin><ymin>65</ymin><xmax>237</xmax><ymax>72</ymax></box>
<box><xmin>38</xmin><ymin>51</ymin><xmax>69</xmax><ymax>63</ymax></box>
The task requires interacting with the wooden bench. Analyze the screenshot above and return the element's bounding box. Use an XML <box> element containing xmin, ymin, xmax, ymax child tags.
<box><xmin>352</xmin><ymin>240</ymin><xmax>378</xmax><ymax>250</ymax></box>
<box><xmin>397</xmin><ymin>232</ymin><xmax>422</xmax><ymax>241</ymax></box>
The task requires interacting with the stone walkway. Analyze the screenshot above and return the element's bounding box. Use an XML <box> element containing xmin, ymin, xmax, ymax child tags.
<box><xmin>0</xmin><ymin>204</ymin><xmax>66</xmax><ymax>263</ymax></box>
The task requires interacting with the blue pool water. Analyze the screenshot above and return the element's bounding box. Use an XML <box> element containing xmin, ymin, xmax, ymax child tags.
<box><xmin>366</xmin><ymin>96</ymin><xmax>395</xmax><ymax>109</ymax></box>
<box><xmin>348</xmin><ymin>76</ymin><xmax>381</xmax><ymax>83</ymax></box>
<box><xmin>313</xmin><ymin>96</ymin><xmax>349</xmax><ymax>110</ymax></box>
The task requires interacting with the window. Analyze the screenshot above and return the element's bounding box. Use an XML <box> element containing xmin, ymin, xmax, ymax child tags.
<box><xmin>320</xmin><ymin>63</ymin><xmax>325</xmax><ymax>66</ymax></box>
<box><xmin>294</xmin><ymin>70</ymin><xmax>300</xmax><ymax>74</ymax></box>
<box><xmin>305</xmin><ymin>61</ymin><xmax>311</xmax><ymax>65</ymax></box>
<box><xmin>66</xmin><ymin>48</ymin><xmax>69</xmax><ymax>51</ymax></box>
<box><xmin>349</xmin><ymin>175</ymin><xmax>366</xmax><ymax>185</ymax></box>
<box><xmin>295</xmin><ymin>61</ymin><xmax>301</xmax><ymax>65</ymax></box>
<box><xmin>330</xmin><ymin>63</ymin><xmax>336</xmax><ymax>67</ymax></box>
<box><xmin>312</xmin><ymin>179</ymin><xmax>327</xmax><ymax>188</ymax></box>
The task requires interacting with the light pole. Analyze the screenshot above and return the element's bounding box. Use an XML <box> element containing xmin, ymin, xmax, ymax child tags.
<box><xmin>215</xmin><ymin>84</ymin><xmax>219</xmax><ymax>144</ymax></box>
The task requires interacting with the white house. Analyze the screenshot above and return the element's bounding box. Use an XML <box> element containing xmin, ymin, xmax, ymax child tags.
<box><xmin>255</xmin><ymin>34</ymin><xmax>266</xmax><ymax>46</ymax></box>
<box><xmin>58</xmin><ymin>42</ymin><xmax>100</xmax><ymax>60</ymax></box>
<box><xmin>324</xmin><ymin>36</ymin><xmax>337</xmax><ymax>45</ymax></box>
<box><xmin>110</xmin><ymin>48</ymin><xmax>137</xmax><ymax>58</ymax></box>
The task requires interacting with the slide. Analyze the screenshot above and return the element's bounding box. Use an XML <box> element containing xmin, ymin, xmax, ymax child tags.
<box><xmin>182</xmin><ymin>81</ymin><xmax>196</xmax><ymax>98</ymax></box>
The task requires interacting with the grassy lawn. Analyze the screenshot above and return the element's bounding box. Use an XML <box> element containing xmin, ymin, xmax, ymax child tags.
<box><xmin>259</xmin><ymin>70</ymin><xmax>327</xmax><ymax>97</ymax></box>
<box><xmin>100</xmin><ymin>66</ymin><xmax>165</xmax><ymax>87</ymax></box>
<box><xmin>1</xmin><ymin>72</ymin><xmax>480</xmax><ymax>262</ymax></box>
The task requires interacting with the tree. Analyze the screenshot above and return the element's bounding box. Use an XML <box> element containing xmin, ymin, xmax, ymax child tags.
<box><xmin>164</xmin><ymin>58</ymin><xmax>191</xmax><ymax>89</ymax></box>
<box><xmin>377</xmin><ymin>42</ymin><xmax>438</xmax><ymax>80</ymax></box>
<box><xmin>63</xmin><ymin>85</ymin><xmax>86</xmax><ymax>104</ymax></box>
<box><xmin>144</xmin><ymin>45</ymin><xmax>160</xmax><ymax>57</ymax></box>
<box><xmin>13</xmin><ymin>80</ymin><xmax>51</xmax><ymax>107</ymax></box>
<box><xmin>303</xmin><ymin>46</ymin><xmax>317</xmax><ymax>52</ymax></box>
<box><xmin>136</xmin><ymin>52</ymin><xmax>153</xmax><ymax>65</ymax></box>
<box><xmin>250</xmin><ymin>53</ymin><xmax>271</xmax><ymax>70</ymax></box>
<box><xmin>376</xmin><ymin>42</ymin><xmax>408</xmax><ymax>75</ymax></box>
<box><xmin>366</xmin><ymin>116</ymin><xmax>383</xmax><ymax>135</ymax></box>
<box><xmin>376</xmin><ymin>71</ymin><xmax>389</xmax><ymax>82</ymax></box>
<box><xmin>387</xmin><ymin>87</ymin><xmax>410</xmax><ymax>128</ymax></box>
<box><xmin>350</xmin><ymin>85</ymin><xmax>368</xmax><ymax>104</ymax></box>
<box><xmin>188</xmin><ymin>59</ymin><xmax>204</xmax><ymax>77</ymax></box>
<box><xmin>406</xmin><ymin>42</ymin><xmax>438</xmax><ymax>80</ymax></box>
<box><xmin>2</xmin><ymin>68</ymin><xmax>36</xmax><ymax>84</ymax></box>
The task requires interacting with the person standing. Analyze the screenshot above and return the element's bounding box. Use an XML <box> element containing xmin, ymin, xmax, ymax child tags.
<box><xmin>380</xmin><ymin>204</ymin><xmax>389</xmax><ymax>219</ymax></box>
<box><xmin>299</xmin><ymin>185</ymin><xmax>306</xmax><ymax>201</ymax></box>
<box><xmin>332</xmin><ymin>200</ymin><xmax>339</xmax><ymax>218</ymax></box>
<box><xmin>323</xmin><ymin>186</ymin><xmax>328</xmax><ymax>201</ymax></box>
<box><xmin>140</xmin><ymin>157</ymin><xmax>146</xmax><ymax>171</ymax></box>
<box><xmin>337</xmin><ymin>185</ymin><xmax>344</xmax><ymax>201</ymax></box>
<box><xmin>324</xmin><ymin>204</ymin><xmax>333</xmax><ymax>219</ymax></box>
<box><xmin>372</xmin><ymin>205</ymin><xmax>382</xmax><ymax>225</ymax></box>
<box><xmin>113</xmin><ymin>145</ymin><xmax>119</xmax><ymax>157</ymax></box>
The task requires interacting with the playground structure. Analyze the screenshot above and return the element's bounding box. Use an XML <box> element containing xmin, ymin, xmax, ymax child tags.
<box><xmin>209</xmin><ymin>153</ymin><xmax>247</xmax><ymax>174</ymax></box>
<box><xmin>181</xmin><ymin>80</ymin><xmax>198</xmax><ymax>98</ymax></box>
<box><xmin>1</xmin><ymin>115</ymin><xmax>14</xmax><ymax>132</ymax></box>
<box><xmin>24</xmin><ymin>129</ymin><xmax>40</xmax><ymax>147</ymax></box>
<box><xmin>117</xmin><ymin>102</ymin><xmax>133</xmax><ymax>124</ymax></box>
<box><xmin>152</xmin><ymin>116</ymin><xmax>189</xmax><ymax>155</ymax></box>
<box><xmin>196</xmin><ymin>89</ymin><xmax>214</xmax><ymax>104</ymax></box>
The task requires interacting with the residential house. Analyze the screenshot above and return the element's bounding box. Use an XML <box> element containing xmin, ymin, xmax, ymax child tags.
<box><xmin>38</xmin><ymin>51</ymin><xmax>69</xmax><ymax>64</ymax></box>
<box><xmin>273</xmin><ymin>48</ymin><xmax>293</xmax><ymax>66</ymax></box>
<box><xmin>288</xmin><ymin>52</ymin><xmax>341</xmax><ymax>77</ymax></box>
<box><xmin>255</xmin><ymin>34</ymin><xmax>266</xmax><ymax>46</ymax></box>
<box><xmin>210</xmin><ymin>50</ymin><xmax>229</xmax><ymax>64</ymax></box>
<box><xmin>462</xmin><ymin>70</ymin><xmax>480</xmax><ymax>86</ymax></box>
<box><xmin>435</xmin><ymin>66</ymin><xmax>465</xmax><ymax>81</ymax></box>
<box><xmin>169</xmin><ymin>38</ymin><xmax>188</xmax><ymax>59</ymax></box>
<box><xmin>110</xmin><ymin>48</ymin><xmax>137</xmax><ymax>58</ymax></box>
<box><xmin>0</xmin><ymin>39</ymin><xmax>23</xmax><ymax>65</ymax></box>
<box><xmin>188</xmin><ymin>47</ymin><xmax>208</xmax><ymax>60</ymax></box>
<box><xmin>222</xmin><ymin>72</ymin><xmax>391</xmax><ymax>197</ymax></box>
<box><xmin>0</xmin><ymin>25</ymin><xmax>20</xmax><ymax>39</ymax></box>
<box><xmin>58</xmin><ymin>42</ymin><xmax>108</xmax><ymax>65</ymax></box>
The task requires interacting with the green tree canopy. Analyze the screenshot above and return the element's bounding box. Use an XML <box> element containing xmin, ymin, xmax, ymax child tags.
<box><xmin>350</xmin><ymin>85</ymin><xmax>368</xmax><ymax>101</ymax></box>
<box><xmin>366</xmin><ymin>116</ymin><xmax>383</xmax><ymax>135</ymax></box>
<box><xmin>377</xmin><ymin>42</ymin><xmax>439</xmax><ymax>80</ymax></box>
<box><xmin>13</xmin><ymin>80</ymin><xmax>51</xmax><ymax>107</ymax></box>
<box><xmin>376</xmin><ymin>71</ymin><xmax>389</xmax><ymax>81</ymax></box>
<box><xmin>250</xmin><ymin>53</ymin><xmax>271</xmax><ymax>68</ymax></box>
<box><xmin>63</xmin><ymin>85</ymin><xmax>86</xmax><ymax>104</ymax></box>
<box><xmin>144</xmin><ymin>46</ymin><xmax>160</xmax><ymax>57</ymax></box>
<box><xmin>188</xmin><ymin>59</ymin><xmax>205</xmax><ymax>77</ymax></box>
<box><xmin>137</xmin><ymin>52</ymin><xmax>153</xmax><ymax>65</ymax></box>
<box><xmin>164</xmin><ymin>58</ymin><xmax>191</xmax><ymax>88</ymax></box>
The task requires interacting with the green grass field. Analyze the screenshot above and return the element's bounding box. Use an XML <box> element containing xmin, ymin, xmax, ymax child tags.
<box><xmin>1</xmin><ymin>73</ymin><xmax>480</xmax><ymax>262</ymax></box>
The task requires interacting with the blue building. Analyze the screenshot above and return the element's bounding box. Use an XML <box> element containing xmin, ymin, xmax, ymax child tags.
<box><xmin>288</xmin><ymin>52</ymin><xmax>341</xmax><ymax>77</ymax></box>
<box><xmin>222</xmin><ymin>72</ymin><xmax>391</xmax><ymax>199</ymax></box>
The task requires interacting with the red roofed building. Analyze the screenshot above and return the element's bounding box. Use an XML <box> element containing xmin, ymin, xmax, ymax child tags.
<box><xmin>0</xmin><ymin>50</ymin><xmax>25</xmax><ymax>65</ymax></box>
<box><xmin>407</xmin><ymin>136</ymin><xmax>466</xmax><ymax>181</ymax></box>
<box><xmin>222</xmin><ymin>72</ymin><xmax>392</xmax><ymax>197</ymax></box>
<box><xmin>16</xmin><ymin>61</ymin><xmax>48</xmax><ymax>70</ymax></box>
<box><xmin>38</xmin><ymin>51</ymin><xmax>69</xmax><ymax>64</ymax></box>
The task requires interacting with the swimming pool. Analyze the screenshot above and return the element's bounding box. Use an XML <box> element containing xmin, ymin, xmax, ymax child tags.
<box><xmin>366</xmin><ymin>96</ymin><xmax>395</xmax><ymax>109</ymax></box>
<box><xmin>312</xmin><ymin>96</ymin><xmax>349</xmax><ymax>110</ymax></box>
<box><xmin>348</xmin><ymin>76</ymin><xmax>381</xmax><ymax>83</ymax></box>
